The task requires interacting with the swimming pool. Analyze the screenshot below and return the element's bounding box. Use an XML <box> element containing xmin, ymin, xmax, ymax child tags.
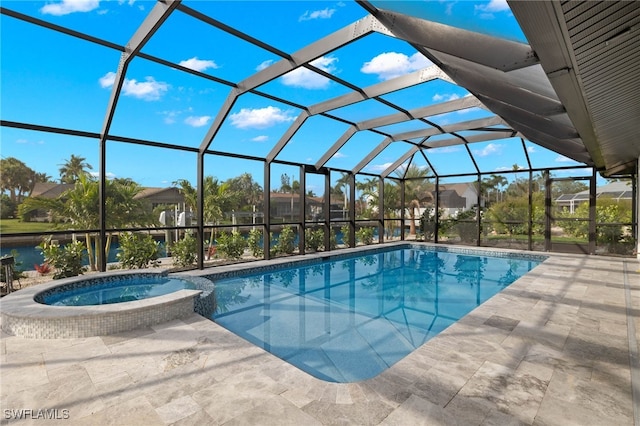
<box><xmin>209</xmin><ymin>246</ymin><xmax>545</xmax><ymax>382</ymax></box>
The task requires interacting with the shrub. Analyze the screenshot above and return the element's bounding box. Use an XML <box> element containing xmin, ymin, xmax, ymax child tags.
<box><xmin>453</xmin><ymin>209</ymin><xmax>478</xmax><ymax>243</ymax></box>
<box><xmin>558</xmin><ymin>198</ymin><xmax>633</xmax><ymax>253</ymax></box>
<box><xmin>356</xmin><ymin>227</ymin><xmax>374</xmax><ymax>245</ymax></box>
<box><xmin>247</xmin><ymin>228</ymin><xmax>264</xmax><ymax>258</ymax></box>
<box><xmin>485</xmin><ymin>192</ymin><xmax>545</xmax><ymax>236</ymax></box>
<box><xmin>340</xmin><ymin>224</ymin><xmax>351</xmax><ymax>247</ymax></box>
<box><xmin>275</xmin><ymin>226</ymin><xmax>295</xmax><ymax>255</ymax></box>
<box><xmin>305</xmin><ymin>227</ymin><xmax>324</xmax><ymax>252</ymax></box>
<box><xmin>217</xmin><ymin>230</ymin><xmax>247</xmax><ymax>260</ymax></box>
<box><xmin>116</xmin><ymin>232</ymin><xmax>161</xmax><ymax>269</ymax></box>
<box><xmin>329</xmin><ymin>227</ymin><xmax>338</xmax><ymax>250</ymax></box>
<box><xmin>38</xmin><ymin>237</ymin><xmax>86</xmax><ymax>279</ymax></box>
<box><xmin>419</xmin><ymin>207</ymin><xmax>439</xmax><ymax>241</ymax></box>
<box><xmin>0</xmin><ymin>194</ymin><xmax>17</xmax><ymax>219</ymax></box>
<box><xmin>171</xmin><ymin>231</ymin><xmax>197</xmax><ymax>267</ymax></box>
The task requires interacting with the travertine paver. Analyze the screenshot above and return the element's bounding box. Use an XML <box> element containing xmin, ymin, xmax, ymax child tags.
<box><xmin>0</xmin><ymin>251</ymin><xmax>638</xmax><ymax>425</ymax></box>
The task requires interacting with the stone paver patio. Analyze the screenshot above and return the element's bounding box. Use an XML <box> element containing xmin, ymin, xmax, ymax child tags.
<box><xmin>1</xmin><ymin>250</ymin><xmax>639</xmax><ymax>425</ymax></box>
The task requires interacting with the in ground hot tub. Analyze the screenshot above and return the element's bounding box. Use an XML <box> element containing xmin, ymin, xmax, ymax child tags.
<box><xmin>0</xmin><ymin>270</ymin><xmax>212</xmax><ymax>339</ymax></box>
<box><xmin>35</xmin><ymin>274</ymin><xmax>197</xmax><ymax>306</ymax></box>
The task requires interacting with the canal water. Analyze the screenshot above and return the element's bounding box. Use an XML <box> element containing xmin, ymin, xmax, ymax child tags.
<box><xmin>1</xmin><ymin>241</ymin><xmax>167</xmax><ymax>271</ymax></box>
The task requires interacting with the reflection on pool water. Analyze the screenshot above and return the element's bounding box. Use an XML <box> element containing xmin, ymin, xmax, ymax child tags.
<box><xmin>210</xmin><ymin>247</ymin><xmax>545</xmax><ymax>382</ymax></box>
<box><xmin>37</xmin><ymin>276</ymin><xmax>196</xmax><ymax>306</ymax></box>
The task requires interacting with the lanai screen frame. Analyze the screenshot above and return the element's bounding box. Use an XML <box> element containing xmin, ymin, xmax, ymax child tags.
<box><xmin>1</xmin><ymin>1</ymin><xmax>634</xmax><ymax>271</ymax></box>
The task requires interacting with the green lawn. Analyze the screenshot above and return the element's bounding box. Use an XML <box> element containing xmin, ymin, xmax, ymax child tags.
<box><xmin>0</xmin><ymin>219</ymin><xmax>57</xmax><ymax>234</ymax></box>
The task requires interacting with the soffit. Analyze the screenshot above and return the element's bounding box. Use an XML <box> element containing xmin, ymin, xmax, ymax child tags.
<box><xmin>508</xmin><ymin>0</ymin><xmax>640</xmax><ymax>176</ymax></box>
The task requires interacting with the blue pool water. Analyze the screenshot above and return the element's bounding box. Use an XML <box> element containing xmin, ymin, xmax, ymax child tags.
<box><xmin>211</xmin><ymin>247</ymin><xmax>544</xmax><ymax>382</ymax></box>
<box><xmin>39</xmin><ymin>276</ymin><xmax>196</xmax><ymax>306</ymax></box>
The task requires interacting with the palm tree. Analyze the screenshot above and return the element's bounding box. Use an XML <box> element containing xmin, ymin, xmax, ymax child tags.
<box><xmin>59</xmin><ymin>155</ymin><xmax>93</xmax><ymax>184</ymax></box>
<box><xmin>481</xmin><ymin>174</ymin><xmax>508</xmax><ymax>204</ymax></box>
<box><xmin>19</xmin><ymin>174</ymin><xmax>153</xmax><ymax>270</ymax></box>
<box><xmin>174</xmin><ymin>176</ymin><xmax>232</xmax><ymax>253</ymax></box>
<box><xmin>381</xmin><ymin>180</ymin><xmax>401</xmax><ymax>238</ymax></box>
<box><xmin>226</xmin><ymin>173</ymin><xmax>263</xmax><ymax>211</ymax></box>
<box><xmin>400</xmin><ymin>165</ymin><xmax>432</xmax><ymax>235</ymax></box>
<box><xmin>334</xmin><ymin>172</ymin><xmax>350</xmax><ymax>218</ymax></box>
<box><xmin>356</xmin><ymin>177</ymin><xmax>377</xmax><ymax>217</ymax></box>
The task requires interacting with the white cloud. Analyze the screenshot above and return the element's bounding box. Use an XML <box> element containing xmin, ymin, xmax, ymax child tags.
<box><xmin>474</xmin><ymin>0</ymin><xmax>510</xmax><ymax>19</ymax></box>
<box><xmin>179</xmin><ymin>56</ymin><xmax>220</xmax><ymax>71</ymax></box>
<box><xmin>99</xmin><ymin>71</ymin><xmax>116</xmax><ymax>88</ymax></box>
<box><xmin>368</xmin><ymin>162</ymin><xmax>393</xmax><ymax>172</ymax></box>
<box><xmin>476</xmin><ymin>0</ymin><xmax>510</xmax><ymax>13</ymax></box>
<box><xmin>332</xmin><ymin>151</ymin><xmax>346</xmax><ymax>159</ymax></box>
<box><xmin>432</xmin><ymin>93</ymin><xmax>460</xmax><ymax>102</ymax></box>
<box><xmin>473</xmin><ymin>143</ymin><xmax>502</xmax><ymax>157</ymax></box>
<box><xmin>99</xmin><ymin>72</ymin><xmax>169</xmax><ymax>101</ymax></box>
<box><xmin>230</xmin><ymin>106</ymin><xmax>295</xmax><ymax>129</ymax></box>
<box><xmin>555</xmin><ymin>155</ymin><xmax>576</xmax><ymax>163</ymax></box>
<box><xmin>527</xmin><ymin>145</ymin><xmax>536</xmax><ymax>153</ymax></box>
<box><xmin>299</xmin><ymin>7</ymin><xmax>336</xmax><ymax>21</ymax></box>
<box><xmin>41</xmin><ymin>0</ymin><xmax>99</xmax><ymax>15</ymax></box>
<box><xmin>281</xmin><ymin>56</ymin><xmax>338</xmax><ymax>89</ymax></box>
<box><xmin>179</xmin><ymin>57</ymin><xmax>219</xmax><ymax>72</ymax></box>
<box><xmin>361</xmin><ymin>52</ymin><xmax>432</xmax><ymax>81</ymax></box>
<box><xmin>184</xmin><ymin>116</ymin><xmax>211</xmax><ymax>127</ymax></box>
<box><xmin>160</xmin><ymin>110</ymin><xmax>179</xmax><ymax>124</ymax></box>
<box><xmin>123</xmin><ymin>77</ymin><xmax>168</xmax><ymax>101</ymax></box>
<box><xmin>252</xmin><ymin>135</ymin><xmax>269</xmax><ymax>142</ymax></box>
<box><xmin>256</xmin><ymin>60</ymin><xmax>274</xmax><ymax>71</ymax></box>
<box><xmin>444</xmin><ymin>1</ymin><xmax>457</xmax><ymax>16</ymax></box>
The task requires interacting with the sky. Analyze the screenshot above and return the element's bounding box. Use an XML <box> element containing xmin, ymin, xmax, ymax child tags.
<box><xmin>0</xmin><ymin>0</ymin><xmax>593</xmax><ymax>193</ymax></box>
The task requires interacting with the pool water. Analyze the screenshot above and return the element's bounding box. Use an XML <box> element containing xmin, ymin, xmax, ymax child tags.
<box><xmin>211</xmin><ymin>247</ymin><xmax>544</xmax><ymax>382</ymax></box>
<box><xmin>40</xmin><ymin>276</ymin><xmax>196</xmax><ymax>306</ymax></box>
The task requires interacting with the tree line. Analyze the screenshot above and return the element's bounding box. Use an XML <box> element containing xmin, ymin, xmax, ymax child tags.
<box><xmin>1</xmin><ymin>155</ymin><xmax>100</xmax><ymax>217</ymax></box>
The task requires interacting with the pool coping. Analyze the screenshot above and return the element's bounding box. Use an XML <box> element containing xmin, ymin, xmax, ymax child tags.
<box><xmin>0</xmin><ymin>269</ymin><xmax>202</xmax><ymax>338</ymax></box>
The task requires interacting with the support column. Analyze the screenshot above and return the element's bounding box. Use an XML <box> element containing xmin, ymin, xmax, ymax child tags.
<box><xmin>400</xmin><ymin>180</ymin><xmax>406</xmax><ymax>241</ymax></box>
<box><xmin>197</xmin><ymin>153</ymin><xmax>205</xmax><ymax>269</ymax></box>
<box><xmin>324</xmin><ymin>172</ymin><xmax>331</xmax><ymax>250</ymax></box>
<box><xmin>98</xmin><ymin>132</ymin><xmax>106</xmax><ymax>272</ymax></box>
<box><xmin>349</xmin><ymin>173</ymin><xmax>356</xmax><ymax>248</ymax></box>
<box><xmin>299</xmin><ymin>166</ymin><xmax>306</xmax><ymax>254</ymax></box>
<box><xmin>544</xmin><ymin>170</ymin><xmax>551</xmax><ymax>252</ymax></box>
<box><xmin>434</xmin><ymin>177</ymin><xmax>440</xmax><ymax>243</ymax></box>
<box><xmin>378</xmin><ymin>177</ymin><xmax>384</xmax><ymax>244</ymax></box>
<box><xmin>528</xmin><ymin>170</ymin><xmax>533</xmax><ymax>251</ymax></box>
<box><xmin>589</xmin><ymin>168</ymin><xmax>596</xmax><ymax>255</ymax></box>
<box><xmin>476</xmin><ymin>174</ymin><xmax>481</xmax><ymax>246</ymax></box>
<box><xmin>264</xmin><ymin>162</ymin><xmax>271</xmax><ymax>260</ymax></box>
<box><xmin>637</xmin><ymin>157</ymin><xmax>640</xmax><ymax>259</ymax></box>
